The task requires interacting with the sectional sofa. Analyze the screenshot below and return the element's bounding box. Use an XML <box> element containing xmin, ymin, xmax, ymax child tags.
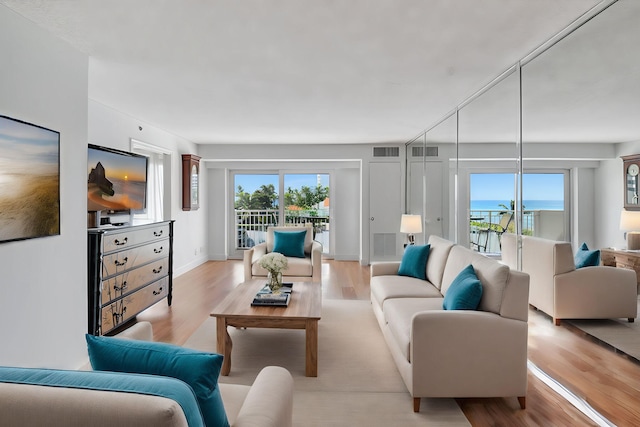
<box><xmin>370</xmin><ymin>235</ymin><xmax>530</xmax><ymax>412</ymax></box>
<box><xmin>0</xmin><ymin>322</ymin><xmax>294</xmax><ymax>427</ymax></box>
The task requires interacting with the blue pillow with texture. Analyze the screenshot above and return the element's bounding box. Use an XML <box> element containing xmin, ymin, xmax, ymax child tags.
<box><xmin>0</xmin><ymin>366</ymin><xmax>204</xmax><ymax>427</ymax></box>
<box><xmin>443</xmin><ymin>264</ymin><xmax>483</xmax><ymax>310</ymax></box>
<box><xmin>575</xmin><ymin>242</ymin><xmax>600</xmax><ymax>268</ymax></box>
<box><xmin>273</xmin><ymin>230</ymin><xmax>307</xmax><ymax>258</ymax></box>
<box><xmin>397</xmin><ymin>244</ymin><xmax>430</xmax><ymax>280</ymax></box>
<box><xmin>86</xmin><ymin>335</ymin><xmax>228</xmax><ymax>427</ymax></box>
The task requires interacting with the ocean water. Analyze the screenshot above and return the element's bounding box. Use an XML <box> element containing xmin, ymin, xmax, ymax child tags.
<box><xmin>470</xmin><ymin>200</ymin><xmax>564</xmax><ymax>211</ymax></box>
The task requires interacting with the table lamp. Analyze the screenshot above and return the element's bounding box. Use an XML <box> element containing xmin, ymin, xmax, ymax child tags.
<box><xmin>400</xmin><ymin>214</ymin><xmax>422</xmax><ymax>245</ymax></box>
<box><xmin>620</xmin><ymin>209</ymin><xmax>640</xmax><ymax>250</ymax></box>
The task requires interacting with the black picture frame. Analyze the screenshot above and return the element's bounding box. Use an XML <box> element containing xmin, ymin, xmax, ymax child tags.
<box><xmin>0</xmin><ymin>114</ymin><xmax>60</xmax><ymax>243</ymax></box>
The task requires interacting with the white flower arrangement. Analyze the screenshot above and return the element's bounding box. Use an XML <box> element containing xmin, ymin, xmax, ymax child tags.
<box><xmin>259</xmin><ymin>252</ymin><xmax>289</xmax><ymax>273</ymax></box>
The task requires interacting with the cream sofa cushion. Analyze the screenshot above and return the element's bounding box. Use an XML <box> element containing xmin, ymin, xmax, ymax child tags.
<box><xmin>383</xmin><ymin>298</ymin><xmax>444</xmax><ymax>362</ymax></box>
<box><xmin>441</xmin><ymin>246</ymin><xmax>509</xmax><ymax>315</ymax></box>
<box><xmin>370</xmin><ymin>275</ymin><xmax>441</xmax><ymax>308</ymax></box>
<box><xmin>252</xmin><ymin>255</ymin><xmax>313</xmax><ymax>277</ymax></box>
<box><xmin>426</xmin><ymin>235</ymin><xmax>455</xmax><ymax>290</ymax></box>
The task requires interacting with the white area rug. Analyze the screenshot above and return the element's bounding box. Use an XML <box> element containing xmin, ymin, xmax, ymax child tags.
<box><xmin>184</xmin><ymin>299</ymin><xmax>470</xmax><ymax>426</ymax></box>
<box><xmin>566</xmin><ymin>297</ymin><xmax>640</xmax><ymax>363</ymax></box>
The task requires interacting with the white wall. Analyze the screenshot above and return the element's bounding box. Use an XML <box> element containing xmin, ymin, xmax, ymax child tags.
<box><xmin>572</xmin><ymin>167</ymin><xmax>595</xmax><ymax>248</ymax></box>
<box><xmin>198</xmin><ymin>143</ymin><xmax>392</xmax><ymax>264</ymax></box>
<box><xmin>207</xmin><ymin>167</ymin><xmax>227</xmax><ymax>260</ymax></box>
<box><xmin>0</xmin><ymin>5</ymin><xmax>89</xmax><ymax>368</ymax></box>
<box><xmin>88</xmin><ymin>101</ymin><xmax>207</xmax><ymax>276</ymax></box>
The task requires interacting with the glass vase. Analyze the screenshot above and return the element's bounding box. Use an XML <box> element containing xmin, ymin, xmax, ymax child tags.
<box><xmin>267</xmin><ymin>270</ymin><xmax>283</xmax><ymax>294</ymax></box>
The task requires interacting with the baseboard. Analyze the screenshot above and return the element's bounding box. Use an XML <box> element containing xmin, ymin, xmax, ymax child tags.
<box><xmin>174</xmin><ymin>255</ymin><xmax>208</xmax><ymax>277</ymax></box>
<box><xmin>333</xmin><ymin>254</ymin><xmax>359</xmax><ymax>261</ymax></box>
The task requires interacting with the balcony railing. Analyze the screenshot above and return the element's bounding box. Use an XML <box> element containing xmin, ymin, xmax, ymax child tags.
<box><xmin>469</xmin><ymin>209</ymin><xmax>565</xmax><ymax>253</ymax></box>
<box><xmin>235</xmin><ymin>209</ymin><xmax>329</xmax><ymax>253</ymax></box>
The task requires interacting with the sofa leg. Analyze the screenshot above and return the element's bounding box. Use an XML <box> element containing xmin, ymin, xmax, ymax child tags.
<box><xmin>629</xmin><ymin>318</ymin><xmax>635</xmax><ymax>323</ymax></box>
<box><xmin>553</xmin><ymin>318</ymin><xmax>561</xmax><ymax>326</ymax></box>
<box><xmin>413</xmin><ymin>397</ymin><xmax>421</xmax><ymax>412</ymax></box>
<box><xmin>517</xmin><ymin>396</ymin><xmax>526</xmax><ymax>409</ymax></box>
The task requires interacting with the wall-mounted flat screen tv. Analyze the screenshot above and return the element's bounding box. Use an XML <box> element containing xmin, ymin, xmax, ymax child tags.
<box><xmin>0</xmin><ymin>115</ymin><xmax>60</xmax><ymax>244</ymax></box>
<box><xmin>87</xmin><ymin>144</ymin><xmax>148</xmax><ymax>213</ymax></box>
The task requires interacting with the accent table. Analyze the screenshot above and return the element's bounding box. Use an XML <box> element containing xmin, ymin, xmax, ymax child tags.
<box><xmin>601</xmin><ymin>248</ymin><xmax>640</xmax><ymax>294</ymax></box>
<box><xmin>210</xmin><ymin>280</ymin><xmax>322</xmax><ymax>377</ymax></box>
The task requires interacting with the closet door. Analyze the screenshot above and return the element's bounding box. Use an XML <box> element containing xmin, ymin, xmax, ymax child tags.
<box><xmin>370</xmin><ymin>162</ymin><xmax>402</xmax><ymax>261</ymax></box>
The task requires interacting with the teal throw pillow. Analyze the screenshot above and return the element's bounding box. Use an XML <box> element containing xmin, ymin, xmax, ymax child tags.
<box><xmin>575</xmin><ymin>242</ymin><xmax>600</xmax><ymax>268</ymax></box>
<box><xmin>443</xmin><ymin>264</ymin><xmax>483</xmax><ymax>310</ymax></box>
<box><xmin>0</xmin><ymin>367</ymin><xmax>205</xmax><ymax>427</ymax></box>
<box><xmin>86</xmin><ymin>335</ymin><xmax>229</xmax><ymax>427</ymax></box>
<box><xmin>397</xmin><ymin>244</ymin><xmax>430</xmax><ymax>280</ymax></box>
<box><xmin>273</xmin><ymin>230</ymin><xmax>307</xmax><ymax>258</ymax></box>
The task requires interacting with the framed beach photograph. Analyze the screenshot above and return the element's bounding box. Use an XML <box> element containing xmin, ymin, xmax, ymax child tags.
<box><xmin>0</xmin><ymin>115</ymin><xmax>60</xmax><ymax>243</ymax></box>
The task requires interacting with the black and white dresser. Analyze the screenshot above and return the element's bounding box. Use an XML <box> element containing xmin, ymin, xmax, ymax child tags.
<box><xmin>88</xmin><ymin>220</ymin><xmax>174</xmax><ymax>335</ymax></box>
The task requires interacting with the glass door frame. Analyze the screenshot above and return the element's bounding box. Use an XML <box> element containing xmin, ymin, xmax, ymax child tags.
<box><xmin>229</xmin><ymin>169</ymin><xmax>333</xmax><ymax>259</ymax></box>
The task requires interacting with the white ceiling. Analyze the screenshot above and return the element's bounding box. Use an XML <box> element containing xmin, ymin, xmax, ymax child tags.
<box><xmin>1</xmin><ymin>0</ymin><xmax>605</xmax><ymax>144</ymax></box>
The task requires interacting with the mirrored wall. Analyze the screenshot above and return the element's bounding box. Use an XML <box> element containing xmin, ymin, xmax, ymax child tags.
<box><xmin>407</xmin><ymin>0</ymin><xmax>638</xmax><ymax>262</ymax></box>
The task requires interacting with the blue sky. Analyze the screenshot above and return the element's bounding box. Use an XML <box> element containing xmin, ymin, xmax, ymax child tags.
<box><xmin>234</xmin><ymin>172</ymin><xmax>561</xmax><ymax>200</ymax></box>
<box><xmin>470</xmin><ymin>173</ymin><xmax>564</xmax><ymax>200</ymax></box>
<box><xmin>235</xmin><ymin>173</ymin><xmax>329</xmax><ymax>194</ymax></box>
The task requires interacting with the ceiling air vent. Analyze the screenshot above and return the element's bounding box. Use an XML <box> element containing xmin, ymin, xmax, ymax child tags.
<box><xmin>373</xmin><ymin>147</ymin><xmax>400</xmax><ymax>157</ymax></box>
<box><xmin>411</xmin><ymin>146</ymin><xmax>439</xmax><ymax>157</ymax></box>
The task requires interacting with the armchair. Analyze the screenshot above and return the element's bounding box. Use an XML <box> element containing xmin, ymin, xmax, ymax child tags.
<box><xmin>501</xmin><ymin>234</ymin><xmax>637</xmax><ymax>325</ymax></box>
<box><xmin>243</xmin><ymin>224</ymin><xmax>322</xmax><ymax>282</ymax></box>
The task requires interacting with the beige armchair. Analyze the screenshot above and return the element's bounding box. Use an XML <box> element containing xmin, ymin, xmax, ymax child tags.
<box><xmin>243</xmin><ymin>224</ymin><xmax>322</xmax><ymax>282</ymax></box>
<box><xmin>501</xmin><ymin>234</ymin><xmax>637</xmax><ymax>325</ymax></box>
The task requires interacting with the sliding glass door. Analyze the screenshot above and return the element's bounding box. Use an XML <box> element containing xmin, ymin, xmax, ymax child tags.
<box><xmin>232</xmin><ymin>172</ymin><xmax>330</xmax><ymax>255</ymax></box>
<box><xmin>283</xmin><ymin>174</ymin><xmax>330</xmax><ymax>252</ymax></box>
<box><xmin>469</xmin><ymin>172</ymin><xmax>568</xmax><ymax>253</ymax></box>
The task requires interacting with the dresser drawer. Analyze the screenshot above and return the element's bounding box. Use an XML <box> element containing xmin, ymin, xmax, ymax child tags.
<box><xmin>616</xmin><ymin>261</ymin><xmax>637</xmax><ymax>271</ymax></box>
<box><xmin>101</xmin><ymin>277</ymin><xmax>169</xmax><ymax>334</ymax></box>
<box><xmin>600</xmin><ymin>251</ymin><xmax>616</xmax><ymax>266</ymax></box>
<box><xmin>615</xmin><ymin>254</ymin><xmax>640</xmax><ymax>269</ymax></box>
<box><xmin>100</xmin><ymin>257</ymin><xmax>168</xmax><ymax>305</ymax></box>
<box><xmin>102</xmin><ymin>238</ymin><xmax>169</xmax><ymax>277</ymax></box>
<box><xmin>102</xmin><ymin>223</ymin><xmax>170</xmax><ymax>253</ymax></box>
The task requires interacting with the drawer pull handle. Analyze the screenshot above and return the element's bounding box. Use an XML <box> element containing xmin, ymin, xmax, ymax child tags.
<box><xmin>154</xmin><ymin>230</ymin><xmax>164</xmax><ymax>237</ymax></box>
<box><xmin>114</xmin><ymin>257</ymin><xmax>128</xmax><ymax>267</ymax></box>
<box><xmin>114</xmin><ymin>281</ymin><xmax>128</xmax><ymax>292</ymax></box>
<box><xmin>154</xmin><ymin>246</ymin><xmax>163</xmax><ymax>254</ymax></box>
<box><xmin>114</xmin><ymin>237</ymin><xmax>128</xmax><ymax>246</ymax></box>
<box><xmin>153</xmin><ymin>287</ymin><xmax>164</xmax><ymax>296</ymax></box>
<box><xmin>153</xmin><ymin>266</ymin><xmax>163</xmax><ymax>274</ymax></box>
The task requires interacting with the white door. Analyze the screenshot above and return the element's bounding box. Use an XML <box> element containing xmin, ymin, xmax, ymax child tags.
<box><xmin>370</xmin><ymin>162</ymin><xmax>402</xmax><ymax>261</ymax></box>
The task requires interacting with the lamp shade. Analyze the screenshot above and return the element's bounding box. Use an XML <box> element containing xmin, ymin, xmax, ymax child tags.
<box><xmin>620</xmin><ymin>209</ymin><xmax>640</xmax><ymax>231</ymax></box>
<box><xmin>400</xmin><ymin>214</ymin><xmax>422</xmax><ymax>234</ymax></box>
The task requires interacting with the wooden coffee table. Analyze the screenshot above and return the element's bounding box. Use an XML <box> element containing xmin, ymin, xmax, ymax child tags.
<box><xmin>210</xmin><ymin>280</ymin><xmax>322</xmax><ymax>377</ymax></box>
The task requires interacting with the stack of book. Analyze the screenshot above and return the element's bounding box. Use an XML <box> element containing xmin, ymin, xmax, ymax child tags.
<box><xmin>251</xmin><ymin>283</ymin><xmax>294</xmax><ymax>307</ymax></box>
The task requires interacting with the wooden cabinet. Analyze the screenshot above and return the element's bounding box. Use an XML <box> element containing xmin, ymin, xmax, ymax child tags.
<box><xmin>622</xmin><ymin>154</ymin><xmax>640</xmax><ymax>210</ymax></box>
<box><xmin>88</xmin><ymin>221</ymin><xmax>174</xmax><ymax>335</ymax></box>
<box><xmin>601</xmin><ymin>248</ymin><xmax>640</xmax><ymax>294</ymax></box>
<box><xmin>182</xmin><ymin>154</ymin><xmax>201</xmax><ymax>211</ymax></box>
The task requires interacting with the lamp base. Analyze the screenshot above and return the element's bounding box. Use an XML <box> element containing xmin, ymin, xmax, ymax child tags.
<box><xmin>628</xmin><ymin>232</ymin><xmax>640</xmax><ymax>250</ymax></box>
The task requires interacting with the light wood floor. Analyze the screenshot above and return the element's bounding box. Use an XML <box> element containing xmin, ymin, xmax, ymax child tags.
<box><xmin>138</xmin><ymin>259</ymin><xmax>640</xmax><ymax>426</ymax></box>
